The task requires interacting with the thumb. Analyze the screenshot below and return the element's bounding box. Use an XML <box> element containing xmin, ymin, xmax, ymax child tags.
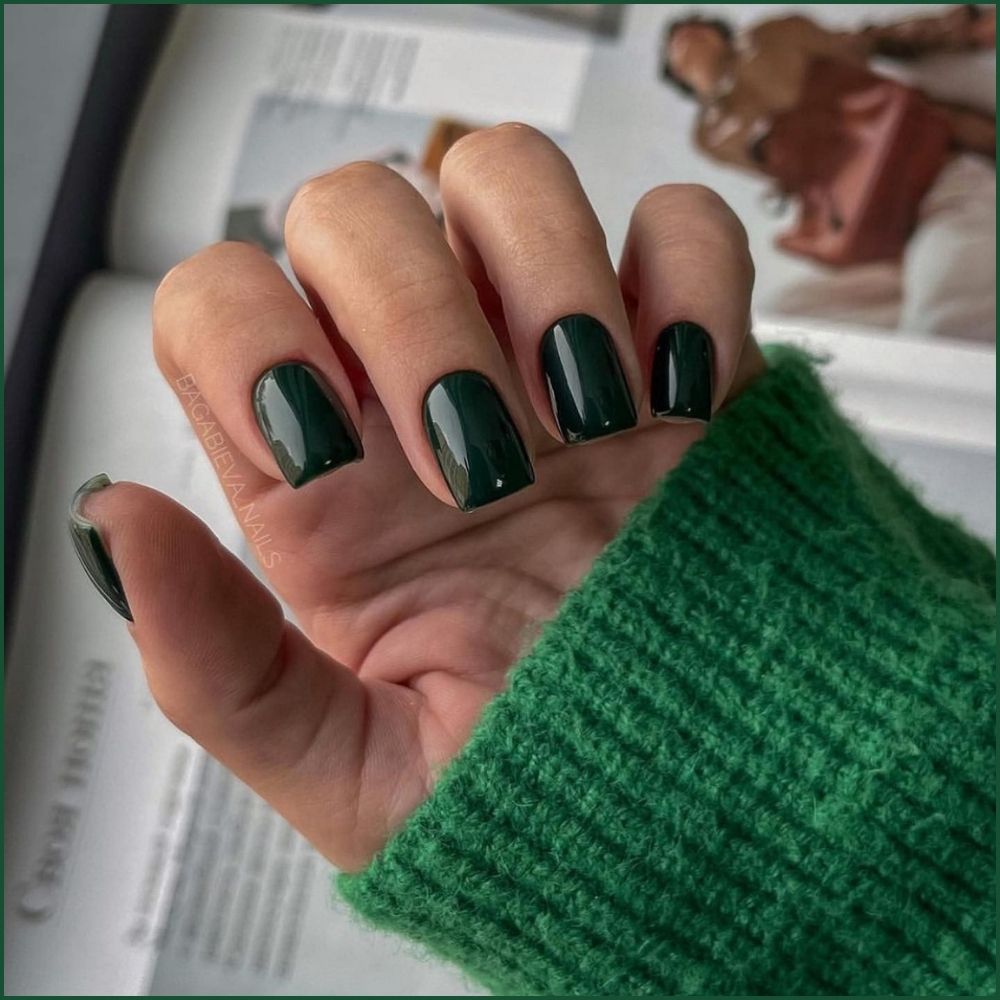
<box><xmin>68</xmin><ymin>475</ymin><xmax>420</xmax><ymax>870</ymax></box>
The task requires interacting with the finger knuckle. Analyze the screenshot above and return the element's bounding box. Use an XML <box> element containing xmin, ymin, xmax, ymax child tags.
<box><xmin>153</xmin><ymin>241</ymin><xmax>272</xmax><ymax>364</ymax></box>
<box><xmin>506</xmin><ymin>214</ymin><xmax>607</xmax><ymax>272</ymax></box>
<box><xmin>637</xmin><ymin>182</ymin><xmax>731</xmax><ymax>223</ymax></box>
<box><xmin>441</xmin><ymin>122</ymin><xmax>557</xmax><ymax>183</ymax></box>
<box><xmin>155</xmin><ymin>241</ymin><xmax>263</xmax><ymax>312</ymax></box>
<box><xmin>374</xmin><ymin>270</ymin><xmax>473</xmax><ymax>350</ymax></box>
<box><xmin>634</xmin><ymin>183</ymin><xmax>753</xmax><ymax>272</ymax></box>
<box><xmin>286</xmin><ymin>161</ymin><xmax>403</xmax><ymax>240</ymax></box>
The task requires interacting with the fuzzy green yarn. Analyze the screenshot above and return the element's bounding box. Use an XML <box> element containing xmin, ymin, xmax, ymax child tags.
<box><xmin>339</xmin><ymin>348</ymin><xmax>996</xmax><ymax>995</ymax></box>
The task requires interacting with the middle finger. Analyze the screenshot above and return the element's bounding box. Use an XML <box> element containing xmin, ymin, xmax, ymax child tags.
<box><xmin>440</xmin><ymin>124</ymin><xmax>642</xmax><ymax>446</ymax></box>
<box><xmin>285</xmin><ymin>161</ymin><xmax>535</xmax><ymax>514</ymax></box>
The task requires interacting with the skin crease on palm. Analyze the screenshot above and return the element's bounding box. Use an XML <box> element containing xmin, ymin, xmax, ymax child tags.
<box><xmin>82</xmin><ymin>124</ymin><xmax>765</xmax><ymax>872</ymax></box>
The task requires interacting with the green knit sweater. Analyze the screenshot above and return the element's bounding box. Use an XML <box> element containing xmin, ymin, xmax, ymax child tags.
<box><xmin>339</xmin><ymin>348</ymin><xmax>996</xmax><ymax>995</ymax></box>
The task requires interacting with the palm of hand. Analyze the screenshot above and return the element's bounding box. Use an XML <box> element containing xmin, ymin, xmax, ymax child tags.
<box><xmin>252</xmin><ymin>392</ymin><xmax>703</xmax><ymax>867</ymax></box>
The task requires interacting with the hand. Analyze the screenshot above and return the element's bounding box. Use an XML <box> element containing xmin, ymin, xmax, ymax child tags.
<box><xmin>80</xmin><ymin>125</ymin><xmax>762</xmax><ymax>871</ymax></box>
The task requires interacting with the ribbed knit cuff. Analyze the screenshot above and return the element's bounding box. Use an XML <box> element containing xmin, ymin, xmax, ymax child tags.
<box><xmin>339</xmin><ymin>348</ymin><xmax>996</xmax><ymax>996</ymax></box>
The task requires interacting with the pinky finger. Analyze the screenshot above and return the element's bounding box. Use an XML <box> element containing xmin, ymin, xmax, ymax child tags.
<box><xmin>620</xmin><ymin>184</ymin><xmax>762</xmax><ymax>422</ymax></box>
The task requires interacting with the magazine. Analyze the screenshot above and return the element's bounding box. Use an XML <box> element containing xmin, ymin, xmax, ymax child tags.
<box><xmin>5</xmin><ymin>5</ymin><xmax>995</xmax><ymax>995</ymax></box>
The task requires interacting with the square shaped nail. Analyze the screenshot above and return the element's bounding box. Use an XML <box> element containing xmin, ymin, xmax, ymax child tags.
<box><xmin>650</xmin><ymin>321</ymin><xmax>714</xmax><ymax>422</ymax></box>
<box><xmin>253</xmin><ymin>363</ymin><xmax>362</xmax><ymax>488</ymax></box>
<box><xmin>541</xmin><ymin>314</ymin><xmax>637</xmax><ymax>444</ymax></box>
<box><xmin>423</xmin><ymin>371</ymin><xmax>534</xmax><ymax>512</ymax></box>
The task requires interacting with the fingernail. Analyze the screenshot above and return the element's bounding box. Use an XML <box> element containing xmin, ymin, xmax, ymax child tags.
<box><xmin>252</xmin><ymin>363</ymin><xmax>362</xmax><ymax>488</ymax></box>
<box><xmin>423</xmin><ymin>371</ymin><xmax>535</xmax><ymax>512</ymax></box>
<box><xmin>540</xmin><ymin>314</ymin><xmax>637</xmax><ymax>444</ymax></box>
<box><xmin>651</xmin><ymin>321</ymin><xmax>714</xmax><ymax>422</ymax></box>
<box><xmin>68</xmin><ymin>474</ymin><xmax>133</xmax><ymax>621</ymax></box>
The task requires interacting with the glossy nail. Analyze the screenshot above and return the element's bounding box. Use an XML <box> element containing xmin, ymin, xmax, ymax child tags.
<box><xmin>651</xmin><ymin>321</ymin><xmax>714</xmax><ymax>422</ymax></box>
<box><xmin>69</xmin><ymin>474</ymin><xmax>132</xmax><ymax>621</ymax></box>
<box><xmin>423</xmin><ymin>371</ymin><xmax>534</xmax><ymax>512</ymax></box>
<box><xmin>540</xmin><ymin>314</ymin><xmax>637</xmax><ymax>444</ymax></box>
<box><xmin>252</xmin><ymin>363</ymin><xmax>362</xmax><ymax>488</ymax></box>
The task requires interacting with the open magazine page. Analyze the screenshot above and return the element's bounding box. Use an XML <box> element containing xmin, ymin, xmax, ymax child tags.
<box><xmin>112</xmin><ymin>3</ymin><xmax>995</xmax><ymax>343</ymax></box>
<box><xmin>110</xmin><ymin>4</ymin><xmax>592</xmax><ymax>276</ymax></box>
<box><xmin>8</xmin><ymin>3</ymin><xmax>995</xmax><ymax>996</ymax></box>
<box><xmin>4</xmin><ymin>276</ymin><xmax>218</xmax><ymax>995</ymax></box>
<box><xmin>147</xmin><ymin>752</ymin><xmax>476</xmax><ymax>996</ymax></box>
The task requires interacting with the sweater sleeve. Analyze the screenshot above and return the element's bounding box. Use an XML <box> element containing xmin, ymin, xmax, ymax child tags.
<box><xmin>338</xmin><ymin>347</ymin><xmax>996</xmax><ymax>996</ymax></box>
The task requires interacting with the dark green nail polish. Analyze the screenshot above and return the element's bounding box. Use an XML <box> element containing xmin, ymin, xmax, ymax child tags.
<box><xmin>69</xmin><ymin>474</ymin><xmax>133</xmax><ymax>621</ymax></box>
<box><xmin>540</xmin><ymin>314</ymin><xmax>637</xmax><ymax>444</ymax></box>
<box><xmin>252</xmin><ymin>363</ymin><xmax>362</xmax><ymax>488</ymax></box>
<box><xmin>651</xmin><ymin>321</ymin><xmax>714</xmax><ymax>422</ymax></box>
<box><xmin>423</xmin><ymin>371</ymin><xmax>534</xmax><ymax>512</ymax></box>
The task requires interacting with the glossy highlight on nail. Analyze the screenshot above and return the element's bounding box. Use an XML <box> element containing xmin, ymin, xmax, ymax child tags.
<box><xmin>541</xmin><ymin>314</ymin><xmax>637</xmax><ymax>444</ymax></box>
<box><xmin>253</xmin><ymin>363</ymin><xmax>362</xmax><ymax>488</ymax></box>
<box><xmin>423</xmin><ymin>371</ymin><xmax>534</xmax><ymax>512</ymax></box>
<box><xmin>68</xmin><ymin>473</ymin><xmax>133</xmax><ymax>621</ymax></box>
<box><xmin>651</xmin><ymin>321</ymin><xmax>714</xmax><ymax>423</ymax></box>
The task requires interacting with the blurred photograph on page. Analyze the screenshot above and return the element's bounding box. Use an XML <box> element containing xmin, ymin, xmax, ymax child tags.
<box><xmin>659</xmin><ymin>4</ymin><xmax>996</xmax><ymax>341</ymax></box>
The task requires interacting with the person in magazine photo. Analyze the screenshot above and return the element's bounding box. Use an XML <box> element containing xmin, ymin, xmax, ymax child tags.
<box><xmin>659</xmin><ymin>4</ymin><xmax>996</xmax><ymax>340</ymax></box>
